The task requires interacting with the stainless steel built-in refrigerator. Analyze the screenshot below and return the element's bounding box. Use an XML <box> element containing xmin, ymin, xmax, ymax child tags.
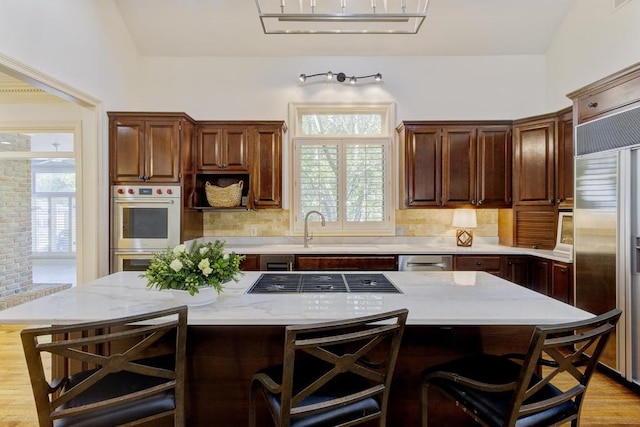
<box><xmin>574</xmin><ymin>106</ymin><xmax>640</xmax><ymax>385</ymax></box>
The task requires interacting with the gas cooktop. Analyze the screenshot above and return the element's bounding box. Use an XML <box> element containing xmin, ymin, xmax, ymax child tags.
<box><xmin>246</xmin><ymin>273</ymin><xmax>402</xmax><ymax>294</ymax></box>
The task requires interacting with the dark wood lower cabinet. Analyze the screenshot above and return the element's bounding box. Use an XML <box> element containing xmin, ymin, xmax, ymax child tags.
<box><xmin>295</xmin><ymin>255</ymin><xmax>398</xmax><ymax>271</ymax></box>
<box><xmin>239</xmin><ymin>254</ymin><xmax>260</xmax><ymax>271</ymax></box>
<box><xmin>455</xmin><ymin>255</ymin><xmax>572</xmax><ymax>303</ymax></box>
<box><xmin>185</xmin><ymin>324</ymin><xmax>533</xmax><ymax>426</ymax></box>
<box><xmin>551</xmin><ymin>261</ymin><xmax>573</xmax><ymax>304</ymax></box>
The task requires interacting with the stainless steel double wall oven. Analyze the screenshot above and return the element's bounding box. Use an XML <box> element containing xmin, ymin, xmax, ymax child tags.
<box><xmin>110</xmin><ymin>185</ymin><xmax>181</xmax><ymax>273</ymax></box>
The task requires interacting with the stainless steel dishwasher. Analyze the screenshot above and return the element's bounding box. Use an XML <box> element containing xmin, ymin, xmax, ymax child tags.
<box><xmin>398</xmin><ymin>255</ymin><xmax>453</xmax><ymax>271</ymax></box>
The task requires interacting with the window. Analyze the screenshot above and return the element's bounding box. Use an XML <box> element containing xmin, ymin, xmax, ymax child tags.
<box><xmin>291</xmin><ymin>103</ymin><xmax>394</xmax><ymax>235</ymax></box>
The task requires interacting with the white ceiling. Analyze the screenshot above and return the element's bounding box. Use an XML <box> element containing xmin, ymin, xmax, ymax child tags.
<box><xmin>114</xmin><ymin>0</ymin><xmax>575</xmax><ymax>57</ymax></box>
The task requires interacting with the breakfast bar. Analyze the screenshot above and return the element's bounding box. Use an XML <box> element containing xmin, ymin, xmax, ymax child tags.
<box><xmin>0</xmin><ymin>271</ymin><xmax>592</xmax><ymax>426</ymax></box>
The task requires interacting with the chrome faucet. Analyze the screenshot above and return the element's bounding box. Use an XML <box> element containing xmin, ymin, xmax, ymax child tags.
<box><xmin>303</xmin><ymin>210</ymin><xmax>325</xmax><ymax>248</ymax></box>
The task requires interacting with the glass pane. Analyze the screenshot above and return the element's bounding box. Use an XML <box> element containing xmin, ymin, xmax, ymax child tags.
<box><xmin>299</xmin><ymin>144</ymin><xmax>339</xmax><ymax>221</ymax></box>
<box><xmin>346</xmin><ymin>144</ymin><xmax>386</xmax><ymax>222</ymax></box>
<box><xmin>32</xmin><ymin>158</ymin><xmax>76</xmax><ymax>192</ymax></box>
<box><xmin>301</xmin><ymin>113</ymin><xmax>382</xmax><ymax>136</ymax></box>
<box><xmin>0</xmin><ymin>132</ymin><xmax>74</xmax><ymax>152</ymax></box>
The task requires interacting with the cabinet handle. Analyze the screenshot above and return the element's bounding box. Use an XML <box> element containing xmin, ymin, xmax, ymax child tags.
<box><xmin>587</xmin><ymin>101</ymin><xmax>598</xmax><ymax>108</ymax></box>
<box><xmin>471</xmin><ymin>199</ymin><xmax>476</xmax><ymax>205</ymax></box>
<box><xmin>476</xmin><ymin>261</ymin><xmax>482</xmax><ymax>266</ymax></box>
<box><xmin>560</xmin><ymin>268</ymin><xmax>567</xmax><ymax>274</ymax></box>
<box><xmin>556</xmin><ymin>198</ymin><xmax>562</xmax><ymax>204</ymax></box>
<box><xmin>478</xmin><ymin>199</ymin><xmax>484</xmax><ymax>205</ymax></box>
<box><xmin>549</xmin><ymin>199</ymin><xmax>555</xmax><ymax>205</ymax></box>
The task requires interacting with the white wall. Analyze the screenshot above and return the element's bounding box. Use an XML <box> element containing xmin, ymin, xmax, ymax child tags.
<box><xmin>546</xmin><ymin>0</ymin><xmax>640</xmax><ymax>110</ymax></box>
<box><xmin>0</xmin><ymin>0</ymin><xmax>140</xmax><ymax>109</ymax></box>
<box><xmin>140</xmin><ymin>55</ymin><xmax>547</xmax><ymax>121</ymax></box>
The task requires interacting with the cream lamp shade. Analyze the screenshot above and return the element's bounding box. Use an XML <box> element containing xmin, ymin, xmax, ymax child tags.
<box><xmin>452</xmin><ymin>209</ymin><xmax>477</xmax><ymax>247</ymax></box>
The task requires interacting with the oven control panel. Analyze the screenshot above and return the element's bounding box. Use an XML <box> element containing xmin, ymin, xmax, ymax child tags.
<box><xmin>112</xmin><ymin>185</ymin><xmax>181</xmax><ymax>198</ymax></box>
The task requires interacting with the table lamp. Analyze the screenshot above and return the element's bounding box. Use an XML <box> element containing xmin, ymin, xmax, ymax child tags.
<box><xmin>452</xmin><ymin>209</ymin><xmax>477</xmax><ymax>247</ymax></box>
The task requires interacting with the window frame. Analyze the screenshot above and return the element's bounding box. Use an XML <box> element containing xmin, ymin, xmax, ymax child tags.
<box><xmin>289</xmin><ymin>102</ymin><xmax>396</xmax><ymax>236</ymax></box>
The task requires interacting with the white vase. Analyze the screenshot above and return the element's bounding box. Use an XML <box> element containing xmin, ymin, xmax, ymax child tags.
<box><xmin>169</xmin><ymin>286</ymin><xmax>219</xmax><ymax>307</ymax></box>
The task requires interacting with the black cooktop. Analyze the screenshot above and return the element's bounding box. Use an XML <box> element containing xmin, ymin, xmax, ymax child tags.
<box><xmin>246</xmin><ymin>273</ymin><xmax>402</xmax><ymax>294</ymax></box>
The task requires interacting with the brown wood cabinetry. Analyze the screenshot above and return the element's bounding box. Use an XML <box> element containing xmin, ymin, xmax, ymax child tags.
<box><xmin>252</xmin><ymin>124</ymin><xmax>284</xmax><ymax>209</ymax></box>
<box><xmin>556</xmin><ymin>108</ymin><xmax>573</xmax><ymax>209</ymax></box>
<box><xmin>502</xmin><ymin>256</ymin><xmax>530</xmax><ymax>287</ymax></box>
<box><xmin>295</xmin><ymin>255</ymin><xmax>397</xmax><ymax>271</ymax></box>
<box><xmin>551</xmin><ymin>261</ymin><xmax>573</xmax><ymax>304</ymax></box>
<box><xmin>456</xmin><ymin>254</ymin><xmax>572</xmax><ymax>302</ymax></box>
<box><xmin>528</xmin><ymin>257</ymin><xmax>551</xmax><ymax>296</ymax></box>
<box><xmin>512</xmin><ymin>108</ymin><xmax>573</xmax><ymax>249</ymax></box>
<box><xmin>196</xmin><ymin>125</ymin><xmax>250</xmax><ymax>172</ymax></box>
<box><xmin>512</xmin><ymin>114</ymin><xmax>556</xmax><ymax>207</ymax></box>
<box><xmin>109</xmin><ymin>113</ymin><xmax>194</xmax><ymax>184</ymax></box>
<box><xmin>397</xmin><ymin>121</ymin><xmax>511</xmax><ymax>208</ymax></box>
<box><xmin>239</xmin><ymin>254</ymin><xmax>260</xmax><ymax>271</ymax></box>
<box><xmin>194</xmin><ymin>121</ymin><xmax>286</xmax><ymax>210</ymax></box>
<box><xmin>454</xmin><ymin>255</ymin><xmax>502</xmax><ymax>276</ymax></box>
<box><xmin>568</xmin><ymin>63</ymin><xmax>640</xmax><ymax>124</ymax></box>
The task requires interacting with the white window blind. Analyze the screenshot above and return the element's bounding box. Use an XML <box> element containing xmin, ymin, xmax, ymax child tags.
<box><xmin>291</xmin><ymin>103</ymin><xmax>395</xmax><ymax>236</ymax></box>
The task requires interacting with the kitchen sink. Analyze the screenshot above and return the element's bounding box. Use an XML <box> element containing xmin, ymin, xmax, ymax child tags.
<box><xmin>246</xmin><ymin>273</ymin><xmax>402</xmax><ymax>294</ymax></box>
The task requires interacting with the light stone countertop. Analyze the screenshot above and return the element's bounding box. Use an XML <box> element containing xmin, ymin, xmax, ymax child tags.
<box><xmin>202</xmin><ymin>237</ymin><xmax>573</xmax><ymax>263</ymax></box>
<box><xmin>0</xmin><ymin>271</ymin><xmax>590</xmax><ymax>326</ymax></box>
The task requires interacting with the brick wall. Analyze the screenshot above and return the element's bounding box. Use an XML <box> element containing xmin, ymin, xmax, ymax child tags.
<box><xmin>0</xmin><ymin>133</ymin><xmax>32</xmax><ymax>298</ymax></box>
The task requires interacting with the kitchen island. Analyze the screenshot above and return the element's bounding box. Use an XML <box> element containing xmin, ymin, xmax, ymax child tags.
<box><xmin>0</xmin><ymin>271</ymin><xmax>591</xmax><ymax>426</ymax></box>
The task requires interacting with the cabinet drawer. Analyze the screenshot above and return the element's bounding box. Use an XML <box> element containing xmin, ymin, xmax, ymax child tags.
<box><xmin>295</xmin><ymin>255</ymin><xmax>397</xmax><ymax>271</ymax></box>
<box><xmin>576</xmin><ymin>76</ymin><xmax>640</xmax><ymax>123</ymax></box>
<box><xmin>454</xmin><ymin>255</ymin><xmax>502</xmax><ymax>273</ymax></box>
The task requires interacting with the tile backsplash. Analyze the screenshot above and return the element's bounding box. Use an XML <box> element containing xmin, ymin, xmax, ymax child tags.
<box><xmin>203</xmin><ymin>209</ymin><xmax>499</xmax><ymax>238</ymax></box>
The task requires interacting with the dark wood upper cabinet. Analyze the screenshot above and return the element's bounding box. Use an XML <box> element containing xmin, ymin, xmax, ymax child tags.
<box><xmin>252</xmin><ymin>124</ymin><xmax>284</xmax><ymax>209</ymax></box>
<box><xmin>109</xmin><ymin>113</ymin><xmax>192</xmax><ymax>184</ymax></box>
<box><xmin>512</xmin><ymin>114</ymin><xmax>556</xmax><ymax>206</ymax></box>
<box><xmin>476</xmin><ymin>126</ymin><xmax>512</xmax><ymax>207</ymax></box>
<box><xmin>399</xmin><ymin>125</ymin><xmax>442</xmax><ymax>207</ymax></box>
<box><xmin>398</xmin><ymin>121</ymin><xmax>511</xmax><ymax>208</ymax></box>
<box><xmin>194</xmin><ymin>121</ymin><xmax>286</xmax><ymax>210</ymax></box>
<box><xmin>556</xmin><ymin>107</ymin><xmax>573</xmax><ymax>209</ymax></box>
<box><xmin>196</xmin><ymin>125</ymin><xmax>250</xmax><ymax>172</ymax></box>
<box><xmin>442</xmin><ymin>127</ymin><xmax>476</xmax><ymax>206</ymax></box>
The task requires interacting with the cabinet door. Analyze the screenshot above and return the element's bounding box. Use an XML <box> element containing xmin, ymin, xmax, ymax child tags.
<box><xmin>477</xmin><ymin>126</ymin><xmax>511</xmax><ymax>207</ymax></box>
<box><xmin>405</xmin><ymin>127</ymin><xmax>442</xmax><ymax>207</ymax></box>
<box><xmin>556</xmin><ymin>109</ymin><xmax>573</xmax><ymax>209</ymax></box>
<box><xmin>196</xmin><ymin>125</ymin><xmax>250</xmax><ymax>172</ymax></box>
<box><xmin>222</xmin><ymin>126</ymin><xmax>250</xmax><ymax>171</ymax></box>
<box><xmin>529</xmin><ymin>258</ymin><xmax>551</xmax><ymax>295</ymax></box>
<box><xmin>110</xmin><ymin>118</ymin><xmax>145</xmax><ymax>183</ymax></box>
<box><xmin>504</xmin><ymin>256</ymin><xmax>529</xmax><ymax>286</ymax></box>
<box><xmin>513</xmin><ymin>118</ymin><xmax>556</xmax><ymax>206</ymax></box>
<box><xmin>252</xmin><ymin>125</ymin><xmax>282</xmax><ymax>208</ymax></box>
<box><xmin>196</xmin><ymin>126</ymin><xmax>223</xmax><ymax>170</ymax></box>
<box><xmin>442</xmin><ymin>127</ymin><xmax>476</xmax><ymax>206</ymax></box>
<box><xmin>145</xmin><ymin>120</ymin><xmax>181</xmax><ymax>182</ymax></box>
<box><xmin>551</xmin><ymin>261</ymin><xmax>573</xmax><ymax>304</ymax></box>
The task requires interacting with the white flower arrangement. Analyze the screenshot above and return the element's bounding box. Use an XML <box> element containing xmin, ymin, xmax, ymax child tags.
<box><xmin>141</xmin><ymin>240</ymin><xmax>244</xmax><ymax>295</ymax></box>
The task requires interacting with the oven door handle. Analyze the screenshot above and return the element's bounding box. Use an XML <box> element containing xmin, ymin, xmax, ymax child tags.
<box><xmin>114</xmin><ymin>199</ymin><xmax>175</xmax><ymax>205</ymax></box>
<box><xmin>113</xmin><ymin>250</ymin><xmax>157</xmax><ymax>255</ymax></box>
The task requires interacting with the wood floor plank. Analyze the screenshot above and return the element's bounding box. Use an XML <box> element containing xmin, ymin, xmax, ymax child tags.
<box><xmin>0</xmin><ymin>324</ymin><xmax>638</xmax><ymax>426</ymax></box>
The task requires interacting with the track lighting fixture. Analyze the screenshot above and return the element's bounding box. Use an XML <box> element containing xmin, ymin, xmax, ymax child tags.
<box><xmin>298</xmin><ymin>71</ymin><xmax>382</xmax><ymax>84</ymax></box>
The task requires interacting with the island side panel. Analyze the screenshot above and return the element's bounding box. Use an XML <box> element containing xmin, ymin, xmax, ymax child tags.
<box><xmin>185</xmin><ymin>324</ymin><xmax>533</xmax><ymax>426</ymax></box>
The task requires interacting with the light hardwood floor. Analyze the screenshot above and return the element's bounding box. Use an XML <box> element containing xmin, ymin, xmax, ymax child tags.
<box><xmin>1</xmin><ymin>324</ymin><xmax>639</xmax><ymax>426</ymax></box>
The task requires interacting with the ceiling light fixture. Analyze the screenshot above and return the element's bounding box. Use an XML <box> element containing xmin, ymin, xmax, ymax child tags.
<box><xmin>299</xmin><ymin>71</ymin><xmax>382</xmax><ymax>84</ymax></box>
<box><xmin>255</xmin><ymin>0</ymin><xmax>429</xmax><ymax>34</ymax></box>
